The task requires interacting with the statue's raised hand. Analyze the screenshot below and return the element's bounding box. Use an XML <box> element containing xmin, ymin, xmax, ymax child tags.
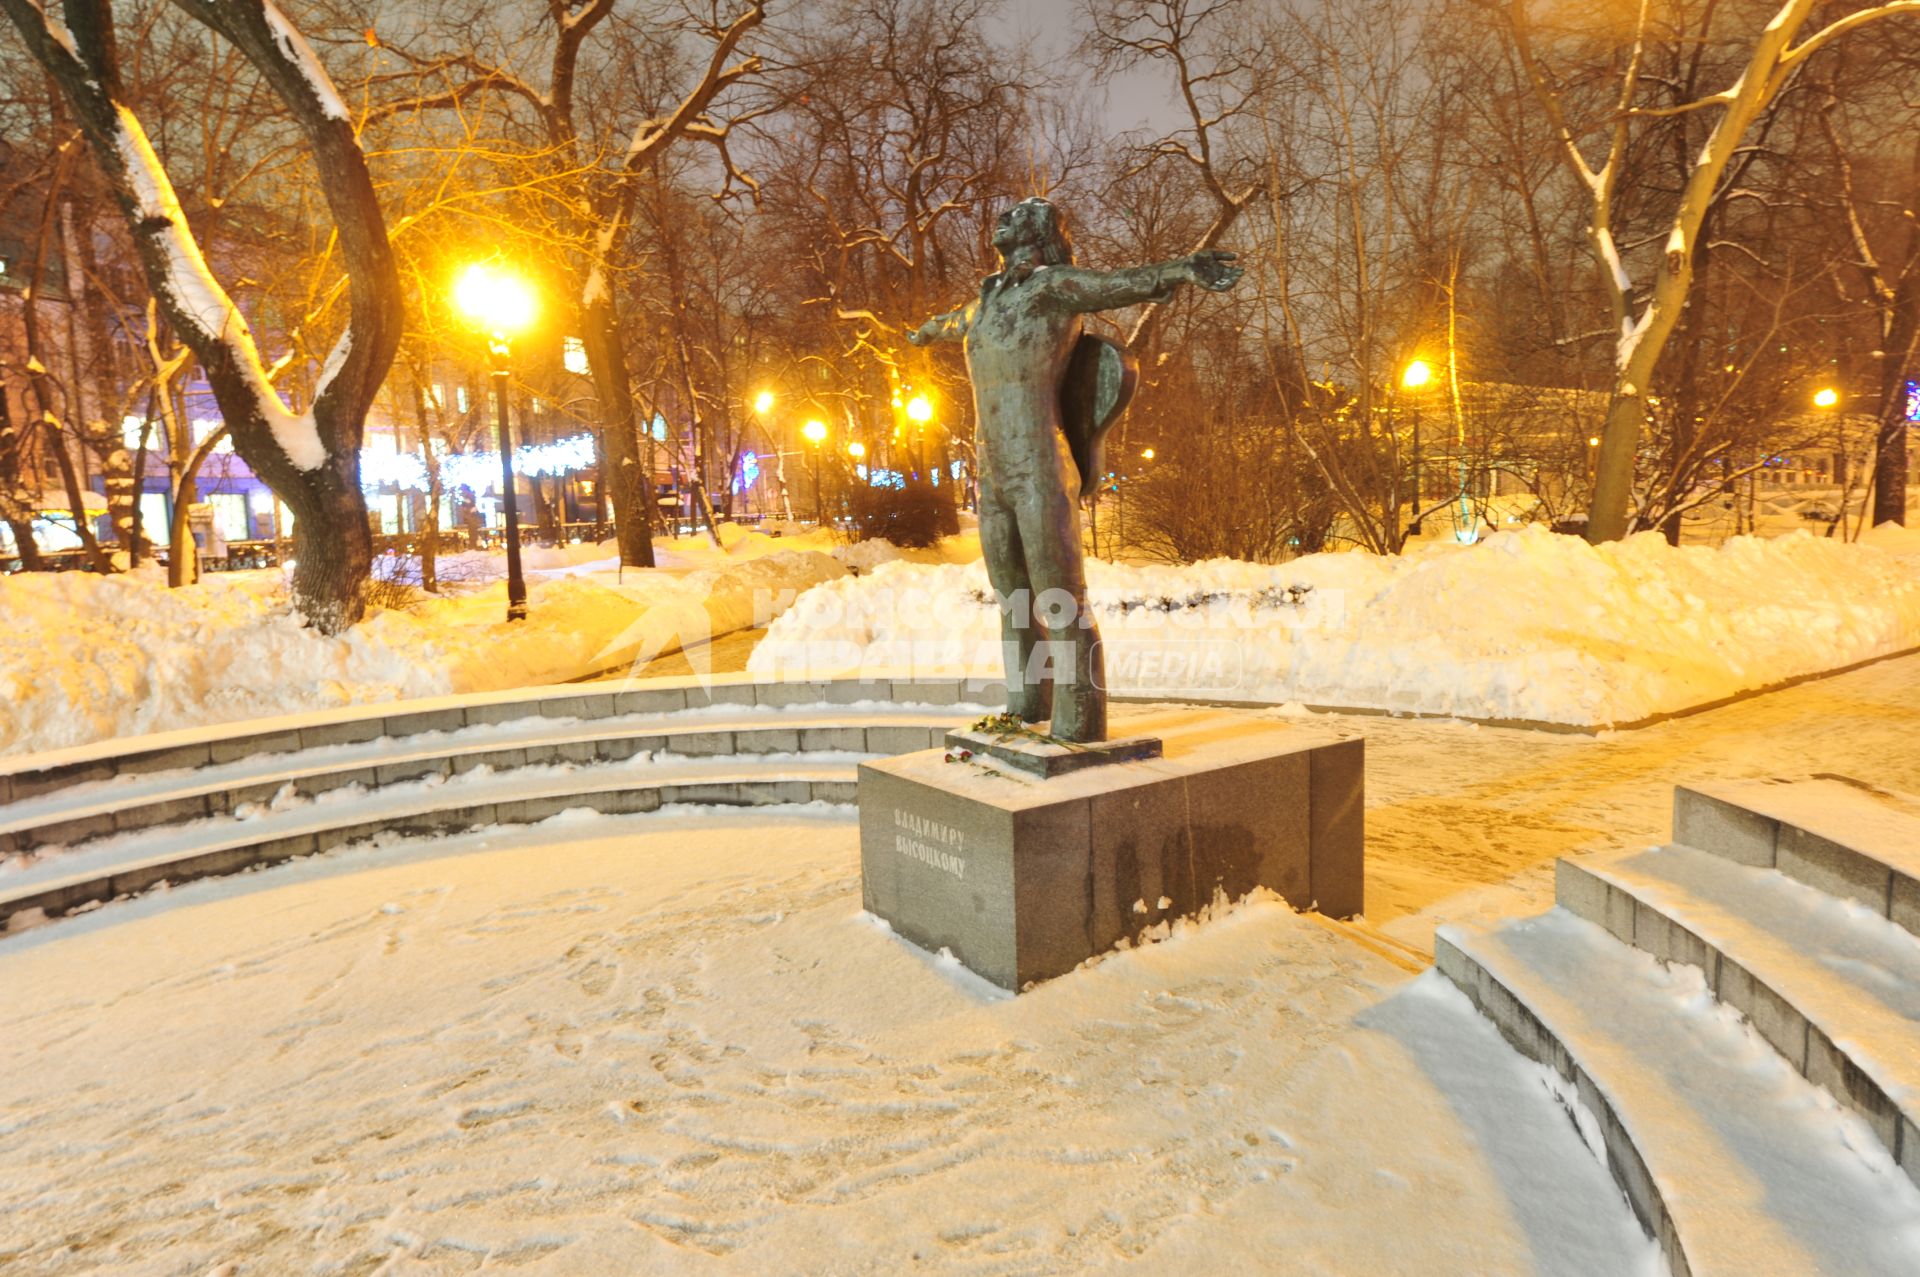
<box><xmin>1185</xmin><ymin>250</ymin><xmax>1243</xmax><ymax>292</ymax></box>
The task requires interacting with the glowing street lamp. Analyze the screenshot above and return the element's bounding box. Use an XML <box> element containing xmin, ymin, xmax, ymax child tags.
<box><xmin>454</xmin><ymin>262</ymin><xmax>537</xmax><ymax>622</ymax></box>
<box><xmin>1813</xmin><ymin>386</ymin><xmax>1840</xmax><ymax>409</ymax></box>
<box><xmin>753</xmin><ymin>389</ymin><xmax>775</xmax><ymax>416</ymax></box>
<box><xmin>1401</xmin><ymin>358</ymin><xmax>1433</xmax><ymax>537</ymax></box>
<box><xmin>1140</xmin><ymin>447</ymin><xmax>1155</xmax><ymax>461</ymax></box>
<box><xmin>802</xmin><ymin>419</ymin><xmax>828</xmax><ymax>522</ymax></box>
<box><xmin>905</xmin><ymin>394</ymin><xmax>933</xmax><ymax>424</ymax></box>
<box><xmin>847</xmin><ymin>441</ymin><xmax>866</xmax><ymax>459</ymax></box>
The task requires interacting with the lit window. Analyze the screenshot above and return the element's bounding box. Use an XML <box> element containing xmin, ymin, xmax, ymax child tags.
<box><xmin>530</xmin><ymin>397</ymin><xmax>544</xmax><ymax>416</ymax></box>
<box><xmin>121</xmin><ymin>415</ymin><xmax>147</xmax><ymax>450</ymax></box>
<box><xmin>192</xmin><ymin>419</ymin><xmax>234</xmax><ymax>454</ymax></box>
<box><xmin>210</xmin><ymin>492</ymin><xmax>249</xmax><ymax>541</ymax></box>
<box><xmin>456</xmin><ymin>385</ymin><xmax>470</xmax><ymax>413</ymax></box>
<box><xmin>429</xmin><ymin>383</ymin><xmax>445</xmax><ymax>409</ymax></box>
<box><xmin>563</xmin><ymin>337</ymin><xmax>589</xmax><ymax>375</ymax></box>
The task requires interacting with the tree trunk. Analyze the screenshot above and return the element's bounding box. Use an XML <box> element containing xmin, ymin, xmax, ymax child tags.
<box><xmin>1871</xmin><ymin>324</ymin><xmax>1915</xmax><ymax>529</ymax></box>
<box><xmin>1871</xmin><ymin>228</ymin><xmax>1918</xmax><ymax>529</ymax></box>
<box><xmin>0</xmin><ymin>386</ymin><xmax>45</xmax><ymax>570</ymax></box>
<box><xmin>46</xmin><ymin>423</ymin><xmax>110</xmax><ymax>570</ymax></box>
<box><xmin>168</xmin><ymin>472</ymin><xmax>199</xmax><ymax>588</ymax></box>
<box><xmin>582</xmin><ymin>298</ymin><xmax>655</xmax><ymax>567</ymax></box>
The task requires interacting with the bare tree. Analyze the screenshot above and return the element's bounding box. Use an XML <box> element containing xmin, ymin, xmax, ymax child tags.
<box><xmin>367</xmin><ymin>0</ymin><xmax>765</xmax><ymax>566</ymax></box>
<box><xmin>4</xmin><ymin>0</ymin><xmax>404</xmax><ymax>631</ymax></box>
<box><xmin>1500</xmin><ymin>0</ymin><xmax>1920</xmax><ymax>543</ymax></box>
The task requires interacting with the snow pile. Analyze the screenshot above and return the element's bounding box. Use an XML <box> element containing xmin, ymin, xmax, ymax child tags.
<box><xmin>750</xmin><ymin>526</ymin><xmax>1920</xmax><ymax>726</ymax></box>
<box><xmin>0</xmin><ymin>547</ymin><xmax>843</xmax><ymax>757</ymax></box>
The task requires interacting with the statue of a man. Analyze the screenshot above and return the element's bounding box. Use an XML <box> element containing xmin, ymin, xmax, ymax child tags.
<box><xmin>910</xmin><ymin>197</ymin><xmax>1243</xmax><ymax>743</ymax></box>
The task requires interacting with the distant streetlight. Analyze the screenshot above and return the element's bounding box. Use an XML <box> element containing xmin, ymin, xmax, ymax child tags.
<box><xmin>454</xmin><ymin>262</ymin><xmax>537</xmax><ymax>622</ymax></box>
<box><xmin>905</xmin><ymin>394</ymin><xmax>933</xmax><ymax>423</ymax></box>
<box><xmin>1813</xmin><ymin>386</ymin><xmax>1840</xmax><ymax>409</ymax></box>
<box><xmin>802</xmin><ymin>419</ymin><xmax>827</xmax><ymax>522</ymax></box>
<box><xmin>1401</xmin><ymin>359</ymin><xmax>1433</xmax><ymax>536</ymax></box>
<box><xmin>1140</xmin><ymin>447</ymin><xmax>1155</xmax><ymax>461</ymax></box>
<box><xmin>848</xmin><ymin>441</ymin><xmax>866</xmax><ymax>459</ymax></box>
<box><xmin>753</xmin><ymin>389</ymin><xmax>775</xmax><ymax>415</ymax></box>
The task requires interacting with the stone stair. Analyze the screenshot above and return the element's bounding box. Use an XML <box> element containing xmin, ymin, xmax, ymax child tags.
<box><xmin>0</xmin><ymin>674</ymin><xmax>1000</xmax><ymax>933</ymax></box>
<box><xmin>1437</xmin><ymin>777</ymin><xmax>1920</xmax><ymax>1277</ymax></box>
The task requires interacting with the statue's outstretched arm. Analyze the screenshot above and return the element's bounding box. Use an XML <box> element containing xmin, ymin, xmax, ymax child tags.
<box><xmin>906</xmin><ymin>304</ymin><xmax>973</xmax><ymax>346</ymax></box>
<box><xmin>1042</xmin><ymin>251</ymin><xmax>1243</xmax><ymax>314</ymax></box>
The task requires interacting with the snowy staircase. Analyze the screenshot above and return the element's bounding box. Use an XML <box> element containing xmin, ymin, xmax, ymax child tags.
<box><xmin>0</xmin><ymin>674</ymin><xmax>1000</xmax><ymax>932</ymax></box>
<box><xmin>1437</xmin><ymin>777</ymin><xmax>1920</xmax><ymax>1277</ymax></box>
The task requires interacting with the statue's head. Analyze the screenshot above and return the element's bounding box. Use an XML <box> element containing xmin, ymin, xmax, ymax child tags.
<box><xmin>992</xmin><ymin>197</ymin><xmax>1074</xmax><ymax>267</ymax></box>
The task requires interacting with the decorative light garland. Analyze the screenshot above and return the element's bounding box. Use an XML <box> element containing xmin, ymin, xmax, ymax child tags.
<box><xmin>358</xmin><ymin>433</ymin><xmax>600</xmax><ymax>494</ymax></box>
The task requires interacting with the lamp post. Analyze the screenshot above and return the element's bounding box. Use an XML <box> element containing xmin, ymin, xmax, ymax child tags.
<box><xmin>1401</xmin><ymin>359</ymin><xmax>1433</xmax><ymax>537</ymax></box>
<box><xmin>803</xmin><ymin>418</ymin><xmax>827</xmax><ymax>523</ymax></box>
<box><xmin>905</xmin><ymin>394</ymin><xmax>933</xmax><ymax>476</ymax></box>
<box><xmin>455</xmin><ymin>263</ymin><xmax>537</xmax><ymax>622</ymax></box>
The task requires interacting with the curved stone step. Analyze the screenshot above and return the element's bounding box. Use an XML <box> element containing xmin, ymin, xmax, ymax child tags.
<box><xmin>0</xmin><ymin>751</ymin><xmax>861</xmax><ymax>933</ymax></box>
<box><xmin>0</xmin><ymin>706</ymin><xmax>962</xmax><ymax>855</ymax></box>
<box><xmin>1438</xmin><ymin>910</ymin><xmax>1920</xmax><ymax>1277</ymax></box>
<box><xmin>1557</xmin><ymin>845</ymin><xmax>1920</xmax><ymax>1188</ymax></box>
<box><xmin>0</xmin><ymin>672</ymin><xmax>1004</xmax><ymax>807</ymax></box>
<box><xmin>1675</xmin><ymin>779</ymin><xmax>1920</xmax><ymax>940</ymax></box>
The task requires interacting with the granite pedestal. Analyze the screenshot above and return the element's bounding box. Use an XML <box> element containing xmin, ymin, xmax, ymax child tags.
<box><xmin>858</xmin><ymin>707</ymin><xmax>1364</xmax><ymax>991</ymax></box>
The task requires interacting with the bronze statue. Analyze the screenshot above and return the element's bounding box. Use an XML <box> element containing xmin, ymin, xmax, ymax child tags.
<box><xmin>910</xmin><ymin>197</ymin><xmax>1244</xmax><ymax>743</ymax></box>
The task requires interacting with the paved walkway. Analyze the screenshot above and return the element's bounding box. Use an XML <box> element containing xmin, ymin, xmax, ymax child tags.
<box><xmin>1346</xmin><ymin>648</ymin><xmax>1920</xmax><ymax>949</ymax></box>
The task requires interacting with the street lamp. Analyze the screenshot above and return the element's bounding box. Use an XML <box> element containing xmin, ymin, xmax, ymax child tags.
<box><xmin>454</xmin><ymin>262</ymin><xmax>537</xmax><ymax>621</ymax></box>
<box><xmin>802</xmin><ymin>418</ymin><xmax>827</xmax><ymax>523</ymax></box>
<box><xmin>1140</xmin><ymin>447</ymin><xmax>1155</xmax><ymax>461</ymax></box>
<box><xmin>1401</xmin><ymin>359</ymin><xmax>1433</xmax><ymax>537</ymax></box>
<box><xmin>753</xmin><ymin>389</ymin><xmax>775</xmax><ymax>416</ymax></box>
<box><xmin>1813</xmin><ymin>386</ymin><xmax>1840</xmax><ymax>409</ymax></box>
<box><xmin>904</xmin><ymin>394</ymin><xmax>934</xmax><ymax>475</ymax></box>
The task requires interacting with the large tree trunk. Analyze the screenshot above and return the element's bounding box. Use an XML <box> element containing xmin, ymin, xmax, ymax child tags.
<box><xmin>1871</xmin><ymin>319</ymin><xmax>1915</xmax><ymax>529</ymax></box>
<box><xmin>1870</xmin><ymin>186</ymin><xmax>1918</xmax><ymax>529</ymax></box>
<box><xmin>581</xmin><ymin>297</ymin><xmax>655</xmax><ymax>567</ymax></box>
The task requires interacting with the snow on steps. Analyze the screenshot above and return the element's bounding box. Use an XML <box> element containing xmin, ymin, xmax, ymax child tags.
<box><xmin>0</xmin><ymin>705</ymin><xmax>964</xmax><ymax>855</ymax></box>
<box><xmin>0</xmin><ymin>676</ymin><xmax>1004</xmax><ymax>936</ymax></box>
<box><xmin>1439</xmin><ymin>776</ymin><xmax>1920</xmax><ymax>1276</ymax></box>
<box><xmin>0</xmin><ymin>671</ymin><xmax>1007</xmax><ymax>807</ymax></box>
<box><xmin>0</xmin><ymin>750</ymin><xmax>865</xmax><ymax>932</ymax></box>
<box><xmin>1674</xmin><ymin>777</ymin><xmax>1920</xmax><ymax>941</ymax></box>
<box><xmin>1557</xmin><ymin>845</ymin><xmax>1920</xmax><ymax>1188</ymax></box>
<box><xmin>1436</xmin><ymin>913</ymin><xmax>1920</xmax><ymax>1277</ymax></box>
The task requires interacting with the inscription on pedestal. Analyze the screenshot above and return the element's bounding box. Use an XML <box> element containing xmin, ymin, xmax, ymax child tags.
<box><xmin>894</xmin><ymin>809</ymin><xmax>967</xmax><ymax>879</ymax></box>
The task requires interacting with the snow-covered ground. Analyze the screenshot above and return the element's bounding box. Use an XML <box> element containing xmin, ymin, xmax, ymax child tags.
<box><xmin>2</xmin><ymin>649</ymin><xmax>1915</xmax><ymax>1274</ymax></box>
<box><xmin>752</xmin><ymin>523</ymin><xmax>1920</xmax><ymax>727</ymax></box>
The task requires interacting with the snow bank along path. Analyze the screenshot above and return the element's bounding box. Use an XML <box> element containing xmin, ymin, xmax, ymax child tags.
<box><xmin>0</xmin><ymin>538</ymin><xmax>846</xmax><ymax>758</ymax></box>
<box><xmin>751</xmin><ymin>524</ymin><xmax>1920</xmax><ymax>728</ymax></box>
